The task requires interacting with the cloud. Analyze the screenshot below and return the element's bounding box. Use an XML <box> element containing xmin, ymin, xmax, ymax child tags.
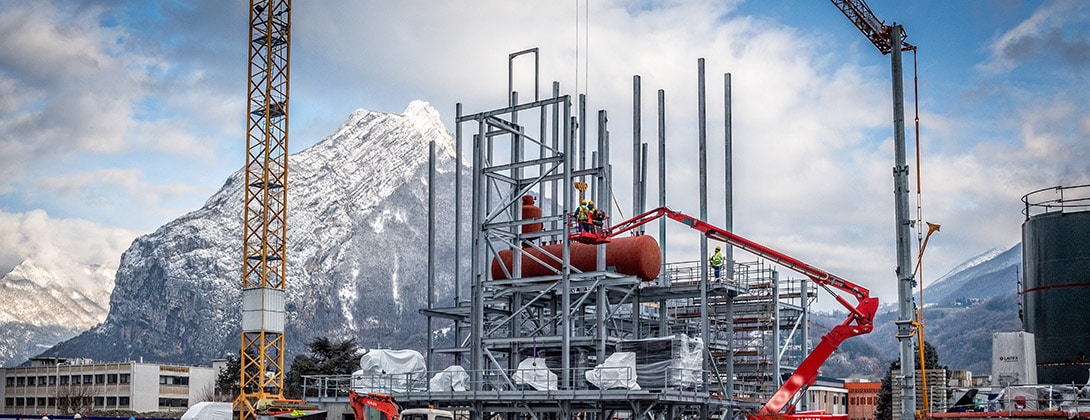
<box><xmin>979</xmin><ymin>1</ymin><xmax>1090</xmax><ymax>75</ymax></box>
<box><xmin>0</xmin><ymin>209</ymin><xmax>139</xmax><ymax>279</ymax></box>
<box><xmin>36</xmin><ymin>168</ymin><xmax>203</xmax><ymax>209</ymax></box>
<box><xmin>0</xmin><ymin>1</ymin><xmax>244</xmax><ymax>229</ymax></box>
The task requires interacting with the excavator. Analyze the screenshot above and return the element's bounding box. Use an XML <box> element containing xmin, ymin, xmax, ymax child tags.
<box><xmin>593</xmin><ymin>207</ymin><xmax>880</xmax><ymax>420</ymax></box>
<box><xmin>348</xmin><ymin>390</ymin><xmax>454</xmax><ymax>420</ymax></box>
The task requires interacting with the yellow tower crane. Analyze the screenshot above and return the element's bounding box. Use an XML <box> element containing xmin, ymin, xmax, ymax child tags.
<box><xmin>237</xmin><ymin>1</ymin><xmax>291</xmax><ymax>420</ymax></box>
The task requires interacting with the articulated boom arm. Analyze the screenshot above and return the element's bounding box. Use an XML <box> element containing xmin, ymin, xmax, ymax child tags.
<box><xmin>609</xmin><ymin>207</ymin><xmax>879</xmax><ymax>416</ymax></box>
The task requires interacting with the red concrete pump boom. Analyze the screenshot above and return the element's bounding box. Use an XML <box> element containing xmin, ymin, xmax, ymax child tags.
<box><xmin>609</xmin><ymin>207</ymin><xmax>880</xmax><ymax>418</ymax></box>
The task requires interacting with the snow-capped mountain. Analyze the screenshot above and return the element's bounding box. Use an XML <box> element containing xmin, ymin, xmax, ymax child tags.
<box><xmin>0</xmin><ymin>259</ymin><xmax>114</xmax><ymax>366</ymax></box>
<box><xmin>817</xmin><ymin>242</ymin><xmax>1024</xmax><ymax>378</ymax></box>
<box><xmin>36</xmin><ymin>101</ymin><xmax>468</xmax><ymax>365</ymax></box>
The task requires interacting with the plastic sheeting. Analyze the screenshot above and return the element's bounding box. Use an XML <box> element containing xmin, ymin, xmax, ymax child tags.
<box><xmin>617</xmin><ymin>334</ymin><xmax>703</xmax><ymax>389</ymax></box>
<box><xmin>181</xmin><ymin>402</ymin><xmax>233</xmax><ymax>420</ymax></box>
<box><xmin>429</xmin><ymin>365</ymin><xmax>469</xmax><ymax>391</ymax></box>
<box><xmin>584</xmin><ymin>352</ymin><xmax>640</xmax><ymax>390</ymax></box>
<box><xmin>511</xmin><ymin>357</ymin><xmax>558</xmax><ymax>391</ymax></box>
<box><xmin>351</xmin><ymin>348</ymin><xmax>427</xmax><ymax>393</ymax></box>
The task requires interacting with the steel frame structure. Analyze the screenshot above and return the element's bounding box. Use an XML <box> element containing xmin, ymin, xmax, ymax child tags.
<box><xmin>412</xmin><ymin>51</ymin><xmax>752</xmax><ymax>420</ymax></box>
<box><xmin>238</xmin><ymin>1</ymin><xmax>291</xmax><ymax>419</ymax></box>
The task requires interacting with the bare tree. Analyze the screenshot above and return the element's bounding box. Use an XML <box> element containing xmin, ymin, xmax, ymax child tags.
<box><xmin>55</xmin><ymin>383</ymin><xmax>95</xmax><ymax>414</ymax></box>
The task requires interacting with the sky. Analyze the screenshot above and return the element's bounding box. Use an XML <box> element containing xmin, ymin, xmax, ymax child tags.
<box><xmin>1</xmin><ymin>0</ymin><xmax>1089</xmax><ymax>313</ymax></box>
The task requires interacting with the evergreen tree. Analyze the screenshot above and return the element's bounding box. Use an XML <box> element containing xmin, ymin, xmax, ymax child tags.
<box><xmin>284</xmin><ymin>337</ymin><xmax>361</xmax><ymax>398</ymax></box>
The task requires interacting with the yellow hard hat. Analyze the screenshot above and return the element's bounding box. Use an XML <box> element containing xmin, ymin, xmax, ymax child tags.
<box><xmin>715</xmin><ymin>246</ymin><xmax>721</xmax><ymax>250</ymax></box>
<box><xmin>580</xmin><ymin>199</ymin><xmax>586</xmax><ymax>204</ymax></box>
<box><xmin>588</xmin><ymin>200</ymin><xmax>594</xmax><ymax>206</ymax></box>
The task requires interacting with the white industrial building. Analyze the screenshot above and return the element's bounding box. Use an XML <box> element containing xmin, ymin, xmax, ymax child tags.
<box><xmin>1</xmin><ymin>357</ymin><xmax>222</xmax><ymax>415</ymax></box>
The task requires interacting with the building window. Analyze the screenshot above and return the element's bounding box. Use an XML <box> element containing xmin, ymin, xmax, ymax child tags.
<box><xmin>94</xmin><ymin>374</ymin><xmax>105</xmax><ymax>384</ymax></box>
<box><xmin>48</xmin><ymin>397</ymin><xmax>56</xmax><ymax>407</ymax></box>
<box><xmin>38</xmin><ymin>376</ymin><xmax>47</xmax><ymax>385</ymax></box>
<box><xmin>107</xmin><ymin>396</ymin><xmax>117</xmax><ymax>406</ymax></box>
<box><xmin>94</xmin><ymin>396</ymin><xmax>105</xmax><ymax>407</ymax></box>
<box><xmin>37</xmin><ymin>397</ymin><xmax>47</xmax><ymax>406</ymax></box>
<box><xmin>119</xmin><ymin>396</ymin><xmax>131</xmax><ymax>407</ymax></box>
<box><xmin>159</xmin><ymin>397</ymin><xmax>188</xmax><ymax>408</ymax></box>
<box><xmin>159</xmin><ymin>375</ymin><xmax>191</xmax><ymax>385</ymax></box>
<box><xmin>4</xmin><ymin>398</ymin><xmax>13</xmax><ymax>406</ymax></box>
<box><xmin>72</xmin><ymin>375</ymin><xmax>81</xmax><ymax>385</ymax></box>
<box><xmin>60</xmin><ymin>376</ymin><xmax>69</xmax><ymax>385</ymax></box>
<box><xmin>108</xmin><ymin>374</ymin><xmax>118</xmax><ymax>384</ymax></box>
<box><xmin>120</xmin><ymin>373</ymin><xmax>131</xmax><ymax>384</ymax></box>
<box><xmin>49</xmin><ymin>376</ymin><xmax>57</xmax><ymax>385</ymax></box>
<box><xmin>5</xmin><ymin>377</ymin><xmax>13</xmax><ymax>386</ymax></box>
<box><xmin>15</xmin><ymin>397</ymin><xmax>24</xmax><ymax>406</ymax></box>
<box><xmin>16</xmin><ymin>376</ymin><xmax>25</xmax><ymax>386</ymax></box>
<box><xmin>26</xmin><ymin>377</ymin><xmax>35</xmax><ymax>386</ymax></box>
<box><xmin>83</xmin><ymin>374</ymin><xmax>93</xmax><ymax>384</ymax></box>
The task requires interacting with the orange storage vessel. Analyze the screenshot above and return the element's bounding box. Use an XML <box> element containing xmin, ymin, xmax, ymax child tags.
<box><xmin>492</xmin><ymin>234</ymin><xmax>661</xmax><ymax>281</ymax></box>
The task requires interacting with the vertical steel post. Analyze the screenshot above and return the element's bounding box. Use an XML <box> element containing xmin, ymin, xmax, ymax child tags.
<box><xmin>633</xmin><ymin>75</ymin><xmax>642</xmax><ymax>221</ymax></box>
<box><xmin>723</xmin><ymin>72</ymin><xmax>735</xmax><ymax>405</ymax></box>
<box><xmin>800</xmin><ymin>277</ymin><xmax>810</xmax><ymax>411</ymax></box>
<box><xmin>454</xmin><ymin>103</ymin><xmax>463</xmax><ymax>365</ymax></box>
<box><xmin>697</xmin><ymin>57</ymin><xmax>710</xmax><ymax>392</ymax></box>
<box><xmin>773</xmin><ymin>271</ymin><xmax>781</xmax><ymax>389</ymax></box>
<box><xmin>891</xmin><ymin>23</ymin><xmax>918</xmax><ymax>420</ymax></box>
<box><xmin>470</xmin><ymin>120</ymin><xmax>486</xmax><ymax>389</ymax></box>
<box><xmin>427</xmin><ymin>138</ymin><xmax>436</xmax><ymax>371</ymax></box>
<box><xmin>658</xmin><ymin>88</ymin><xmax>669</xmax><ymax>333</ymax></box>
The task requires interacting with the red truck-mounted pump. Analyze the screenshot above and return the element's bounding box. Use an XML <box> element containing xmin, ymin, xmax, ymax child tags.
<box><xmin>604</xmin><ymin>207</ymin><xmax>880</xmax><ymax>420</ymax></box>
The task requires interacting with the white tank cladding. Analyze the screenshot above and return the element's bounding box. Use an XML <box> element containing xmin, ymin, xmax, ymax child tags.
<box><xmin>992</xmin><ymin>331</ymin><xmax>1037</xmax><ymax>387</ymax></box>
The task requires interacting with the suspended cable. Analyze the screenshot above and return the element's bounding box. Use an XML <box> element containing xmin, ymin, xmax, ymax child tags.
<box><xmin>574</xmin><ymin>0</ymin><xmax>579</xmax><ymax>97</ymax></box>
<box><xmin>911</xmin><ymin>47</ymin><xmax>932</xmax><ymax>416</ymax></box>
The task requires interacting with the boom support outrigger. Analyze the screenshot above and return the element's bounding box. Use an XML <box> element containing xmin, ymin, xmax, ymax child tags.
<box><xmin>607</xmin><ymin>207</ymin><xmax>880</xmax><ymax>419</ymax></box>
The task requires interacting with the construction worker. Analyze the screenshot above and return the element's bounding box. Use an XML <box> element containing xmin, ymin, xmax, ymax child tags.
<box><xmin>710</xmin><ymin>245</ymin><xmax>724</xmax><ymax>280</ymax></box>
<box><xmin>576</xmin><ymin>200</ymin><xmax>591</xmax><ymax>233</ymax></box>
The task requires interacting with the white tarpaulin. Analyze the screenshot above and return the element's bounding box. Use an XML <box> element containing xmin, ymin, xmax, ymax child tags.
<box><xmin>351</xmin><ymin>348</ymin><xmax>427</xmax><ymax>393</ymax></box>
<box><xmin>617</xmin><ymin>334</ymin><xmax>704</xmax><ymax>389</ymax></box>
<box><xmin>585</xmin><ymin>352</ymin><xmax>640</xmax><ymax>390</ymax></box>
<box><xmin>181</xmin><ymin>402</ymin><xmax>233</xmax><ymax>420</ymax></box>
<box><xmin>511</xmin><ymin>357</ymin><xmax>558</xmax><ymax>391</ymax></box>
<box><xmin>429</xmin><ymin>365</ymin><xmax>470</xmax><ymax>391</ymax></box>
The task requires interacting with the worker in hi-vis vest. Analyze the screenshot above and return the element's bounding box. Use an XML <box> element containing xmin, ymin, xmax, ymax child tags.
<box><xmin>710</xmin><ymin>245</ymin><xmax>724</xmax><ymax>280</ymax></box>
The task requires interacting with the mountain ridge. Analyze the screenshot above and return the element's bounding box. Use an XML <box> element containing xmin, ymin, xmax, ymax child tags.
<box><xmin>33</xmin><ymin>101</ymin><xmax>467</xmax><ymax>365</ymax></box>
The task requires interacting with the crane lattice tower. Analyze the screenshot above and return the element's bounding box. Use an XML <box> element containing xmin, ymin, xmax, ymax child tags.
<box><xmin>236</xmin><ymin>1</ymin><xmax>291</xmax><ymax>419</ymax></box>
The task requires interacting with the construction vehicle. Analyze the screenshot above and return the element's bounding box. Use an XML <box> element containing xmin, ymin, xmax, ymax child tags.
<box><xmin>349</xmin><ymin>390</ymin><xmax>454</xmax><ymax>420</ymax></box>
<box><xmin>606</xmin><ymin>207</ymin><xmax>879</xmax><ymax>420</ymax></box>
<box><xmin>254</xmin><ymin>398</ymin><xmax>319</xmax><ymax>416</ymax></box>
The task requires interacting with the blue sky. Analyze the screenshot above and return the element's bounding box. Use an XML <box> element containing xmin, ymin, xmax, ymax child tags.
<box><xmin>2</xmin><ymin>0</ymin><xmax>1088</xmax><ymax>312</ymax></box>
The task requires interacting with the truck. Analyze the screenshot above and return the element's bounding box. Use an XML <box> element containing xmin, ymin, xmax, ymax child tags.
<box><xmin>348</xmin><ymin>390</ymin><xmax>454</xmax><ymax>420</ymax></box>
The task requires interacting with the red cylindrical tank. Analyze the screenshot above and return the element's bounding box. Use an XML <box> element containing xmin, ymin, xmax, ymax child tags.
<box><xmin>521</xmin><ymin>195</ymin><xmax>543</xmax><ymax>234</ymax></box>
<box><xmin>492</xmin><ymin>235</ymin><xmax>661</xmax><ymax>281</ymax></box>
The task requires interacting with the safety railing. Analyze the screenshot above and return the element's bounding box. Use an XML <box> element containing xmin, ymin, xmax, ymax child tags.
<box><xmin>301</xmin><ymin>365</ymin><xmax>705</xmax><ymax>400</ymax></box>
<box><xmin>1022</xmin><ymin>184</ymin><xmax>1090</xmax><ymax>219</ymax></box>
<box><xmin>926</xmin><ymin>384</ymin><xmax>1090</xmax><ymax>415</ymax></box>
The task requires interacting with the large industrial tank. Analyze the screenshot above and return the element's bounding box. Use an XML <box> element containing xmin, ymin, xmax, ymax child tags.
<box><xmin>492</xmin><ymin>235</ymin><xmax>662</xmax><ymax>281</ymax></box>
<box><xmin>1021</xmin><ymin>184</ymin><xmax>1090</xmax><ymax>384</ymax></box>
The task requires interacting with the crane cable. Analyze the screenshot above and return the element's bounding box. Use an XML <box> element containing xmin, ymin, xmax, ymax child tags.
<box><xmin>910</xmin><ymin>47</ymin><xmax>934</xmax><ymax>417</ymax></box>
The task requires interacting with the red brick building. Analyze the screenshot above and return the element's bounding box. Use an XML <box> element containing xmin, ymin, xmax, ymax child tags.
<box><xmin>846</xmin><ymin>381</ymin><xmax>881</xmax><ymax>420</ymax></box>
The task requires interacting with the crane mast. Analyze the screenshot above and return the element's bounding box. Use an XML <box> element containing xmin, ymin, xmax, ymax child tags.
<box><xmin>237</xmin><ymin>1</ymin><xmax>291</xmax><ymax>420</ymax></box>
<box><xmin>829</xmin><ymin>1</ymin><xmax>917</xmax><ymax>419</ymax></box>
